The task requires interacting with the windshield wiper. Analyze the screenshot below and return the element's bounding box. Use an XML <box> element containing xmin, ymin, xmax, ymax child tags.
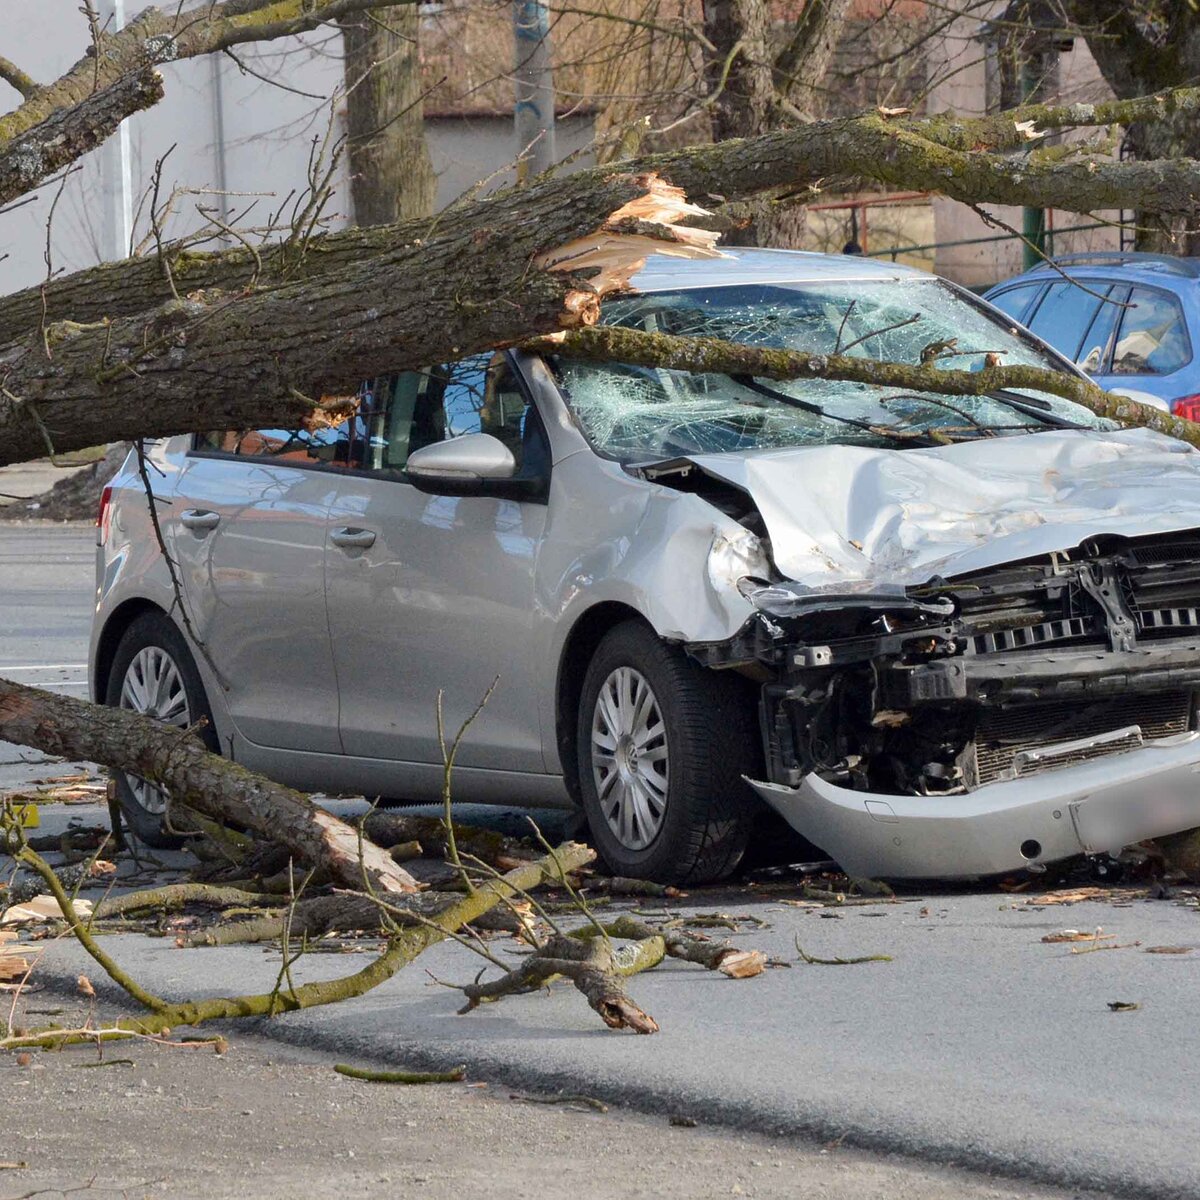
<box><xmin>985</xmin><ymin>388</ymin><xmax>1087</xmax><ymax>429</ymax></box>
<box><xmin>732</xmin><ymin>376</ymin><xmax>995</xmax><ymax>447</ymax></box>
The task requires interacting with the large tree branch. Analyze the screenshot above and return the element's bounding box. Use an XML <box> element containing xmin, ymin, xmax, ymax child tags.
<box><xmin>7</xmin><ymin>84</ymin><xmax>1200</xmax><ymax>353</ymax></box>
<box><xmin>530</xmin><ymin>325</ymin><xmax>1200</xmax><ymax>449</ymax></box>
<box><xmin>0</xmin><ymin>174</ymin><xmax>718</xmax><ymax>465</ymax></box>
<box><xmin>0</xmin><ymin>68</ymin><xmax>164</xmax><ymax>207</ymax></box>
<box><xmin>0</xmin><ymin>676</ymin><xmax>420</xmax><ymax>896</ymax></box>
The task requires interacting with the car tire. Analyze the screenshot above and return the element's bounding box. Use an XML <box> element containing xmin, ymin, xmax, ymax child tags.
<box><xmin>103</xmin><ymin>611</ymin><xmax>218</xmax><ymax>848</ymax></box>
<box><xmin>575</xmin><ymin>620</ymin><xmax>759</xmax><ymax>884</ymax></box>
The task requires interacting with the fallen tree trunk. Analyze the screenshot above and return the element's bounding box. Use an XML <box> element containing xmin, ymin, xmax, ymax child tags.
<box><xmin>0</xmin><ymin>677</ymin><xmax>419</xmax><ymax>896</ymax></box>
<box><xmin>6</xmin><ymin>85</ymin><xmax>1200</xmax><ymax>351</ymax></box>
<box><xmin>0</xmin><ymin>174</ymin><xmax>717</xmax><ymax>466</ymax></box>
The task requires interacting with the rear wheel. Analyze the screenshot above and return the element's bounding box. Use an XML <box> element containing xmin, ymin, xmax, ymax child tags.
<box><xmin>575</xmin><ymin>621</ymin><xmax>759</xmax><ymax>884</ymax></box>
<box><xmin>104</xmin><ymin>611</ymin><xmax>217</xmax><ymax>847</ymax></box>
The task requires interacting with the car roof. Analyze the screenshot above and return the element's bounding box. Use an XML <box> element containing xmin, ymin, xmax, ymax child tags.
<box><xmin>629</xmin><ymin>247</ymin><xmax>929</xmax><ymax>292</ymax></box>
<box><xmin>988</xmin><ymin>252</ymin><xmax>1200</xmax><ymax>295</ymax></box>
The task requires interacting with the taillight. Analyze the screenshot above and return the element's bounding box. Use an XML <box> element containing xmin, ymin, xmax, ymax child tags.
<box><xmin>97</xmin><ymin>484</ymin><xmax>113</xmax><ymax>545</ymax></box>
<box><xmin>1170</xmin><ymin>394</ymin><xmax>1200</xmax><ymax>421</ymax></box>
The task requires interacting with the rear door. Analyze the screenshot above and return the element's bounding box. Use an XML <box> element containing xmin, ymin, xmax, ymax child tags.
<box><xmin>169</xmin><ymin>419</ymin><xmax>360</xmax><ymax>753</ymax></box>
<box><xmin>324</xmin><ymin>352</ymin><xmax>551</xmax><ymax>771</ymax></box>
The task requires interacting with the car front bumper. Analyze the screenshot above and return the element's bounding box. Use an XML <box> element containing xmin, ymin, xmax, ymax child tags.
<box><xmin>747</xmin><ymin>730</ymin><xmax>1200</xmax><ymax>879</ymax></box>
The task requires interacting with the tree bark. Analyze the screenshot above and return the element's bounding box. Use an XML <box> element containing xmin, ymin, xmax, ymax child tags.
<box><xmin>339</xmin><ymin>6</ymin><xmax>436</xmax><ymax>226</ymax></box>
<box><xmin>0</xmin><ymin>173</ymin><xmax>718</xmax><ymax>466</ymax></box>
<box><xmin>0</xmin><ymin>68</ymin><xmax>164</xmax><ymax>206</ymax></box>
<box><xmin>4</xmin><ymin>86</ymin><xmax>1200</xmax><ymax>350</ymax></box>
<box><xmin>5</xmin><ymin>93</ymin><xmax>1200</xmax><ymax>466</ymax></box>
<box><xmin>0</xmin><ymin>677</ymin><xmax>420</xmax><ymax>895</ymax></box>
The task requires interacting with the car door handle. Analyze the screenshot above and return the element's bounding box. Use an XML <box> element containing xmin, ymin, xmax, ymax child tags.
<box><xmin>330</xmin><ymin>527</ymin><xmax>377</xmax><ymax>549</ymax></box>
<box><xmin>179</xmin><ymin>509</ymin><xmax>221</xmax><ymax>531</ymax></box>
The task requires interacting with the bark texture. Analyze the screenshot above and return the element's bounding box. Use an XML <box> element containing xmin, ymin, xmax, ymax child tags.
<box><xmin>0</xmin><ymin>68</ymin><xmax>164</xmax><ymax>206</ymax></box>
<box><xmin>0</xmin><ymin>174</ymin><xmax>716</xmax><ymax>465</ymax></box>
<box><xmin>339</xmin><ymin>6</ymin><xmax>436</xmax><ymax>225</ymax></box>
<box><xmin>0</xmin><ymin>677</ymin><xmax>419</xmax><ymax>895</ymax></box>
<box><xmin>4</xmin><ymin>86</ymin><xmax>1199</xmax><ymax>349</ymax></box>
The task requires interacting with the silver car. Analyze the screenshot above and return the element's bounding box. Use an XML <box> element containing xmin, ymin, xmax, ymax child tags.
<box><xmin>92</xmin><ymin>249</ymin><xmax>1200</xmax><ymax>883</ymax></box>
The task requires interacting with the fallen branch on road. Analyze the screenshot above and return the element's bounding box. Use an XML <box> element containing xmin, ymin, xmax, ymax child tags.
<box><xmin>1</xmin><ymin>820</ymin><xmax>595</xmax><ymax>1049</ymax></box>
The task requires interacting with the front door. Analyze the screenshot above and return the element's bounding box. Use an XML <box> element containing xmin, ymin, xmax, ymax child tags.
<box><xmin>324</xmin><ymin>353</ymin><xmax>549</xmax><ymax>771</ymax></box>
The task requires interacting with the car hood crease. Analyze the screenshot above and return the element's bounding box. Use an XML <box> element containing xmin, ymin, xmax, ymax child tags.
<box><xmin>687</xmin><ymin>428</ymin><xmax>1200</xmax><ymax>594</ymax></box>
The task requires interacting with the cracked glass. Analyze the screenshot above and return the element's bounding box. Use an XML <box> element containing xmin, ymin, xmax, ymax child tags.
<box><xmin>553</xmin><ymin>279</ymin><xmax>1112</xmax><ymax>463</ymax></box>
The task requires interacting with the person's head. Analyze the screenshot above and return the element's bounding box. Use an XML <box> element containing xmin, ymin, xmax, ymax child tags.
<box><xmin>842</xmin><ymin>240</ymin><xmax>864</xmax><ymax>256</ymax></box>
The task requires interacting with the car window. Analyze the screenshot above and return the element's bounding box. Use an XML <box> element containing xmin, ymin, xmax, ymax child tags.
<box><xmin>1111</xmin><ymin>287</ymin><xmax>1192</xmax><ymax>376</ymax></box>
<box><xmin>988</xmin><ymin>284</ymin><xmax>1043</xmax><ymax>323</ymax></box>
<box><xmin>362</xmin><ymin>353</ymin><xmax>541</xmax><ymax>474</ymax></box>
<box><xmin>195</xmin><ymin>408</ymin><xmax>363</xmax><ymax>467</ymax></box>
<box><xmin>1025</xmin><ymin>281</ymin><xmax>1108</xmax><ymax>362</ymax></box>
<box><xmin>1077</xmin><ymin>285</ymin><xmax>1127</xmax><ymax>375</ymax></box>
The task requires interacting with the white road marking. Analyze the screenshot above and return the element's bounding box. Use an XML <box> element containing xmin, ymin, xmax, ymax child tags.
<box><xmin>0</xmin><ymin>664</ymin><xmax>89</xmax><ymax>672</ymax></box>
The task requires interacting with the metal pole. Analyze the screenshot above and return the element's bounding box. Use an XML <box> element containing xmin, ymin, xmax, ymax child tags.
<box><xmin>1020</xmin><ymin>57</ymin><xmax>1046</xmax><ymax>269</ymax></box>
<box><xmin>96</xmin><ymin>0</ymin><xmax>133</xmax><ymax>260</ymax></box>
<box><xmin>513</xmin><ymin>0</ymin><xmax>556</xmax><ymax>181</ymax></box>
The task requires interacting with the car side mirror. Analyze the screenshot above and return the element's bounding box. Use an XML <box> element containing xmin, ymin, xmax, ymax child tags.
<box><xmin>406</xmin><ymin>433</ymin><xmax>521</xmax><ymax>496</ymax></box>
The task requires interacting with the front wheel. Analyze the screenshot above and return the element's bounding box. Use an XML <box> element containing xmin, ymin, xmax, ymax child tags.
<box><xmin>103</xmin><ymin>611</ymin><xmax>217</xmax><ymax>847</ymax></box>
<box><xmin>575</xmin><ymin>621</ymin><xmax>759</xmax><ymax>884</ymax></box>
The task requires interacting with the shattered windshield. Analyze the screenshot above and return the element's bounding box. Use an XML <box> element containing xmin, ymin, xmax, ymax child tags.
<box><xmin>552</xmin><ymin>279</ymin><xmax>1113</xmax><ymax>462</ymax></box>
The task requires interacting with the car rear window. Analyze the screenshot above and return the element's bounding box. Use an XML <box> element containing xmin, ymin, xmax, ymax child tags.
<box><xmin>1111</xmin><ymin>287</ymin><xmax>1192</xmax><ymax>376</ymax></box>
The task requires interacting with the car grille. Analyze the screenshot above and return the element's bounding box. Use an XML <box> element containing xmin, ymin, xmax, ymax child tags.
<box><xmin>1124</xmin><ymin>539</ymin><xmax>1200</xmax><ymax>637</ymax></box>
<box><xmin>972</xmin><ymin>690</ymin><xmax>1194</xmax><ymax>785</ymax></box>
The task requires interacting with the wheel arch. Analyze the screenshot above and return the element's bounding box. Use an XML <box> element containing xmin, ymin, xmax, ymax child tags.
<box><xmin>92</xmin><ymin>598</ymin><xmax>170</xmax><ymax>704</ymax></box>
<box><xmin>554</xmin><ymin>601</ymin><xmax>653</xmax><ymax>800</ymax></box>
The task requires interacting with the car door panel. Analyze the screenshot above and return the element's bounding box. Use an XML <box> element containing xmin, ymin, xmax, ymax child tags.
<box><xmin>170</xmin><ymin>453</ymin><xmax>342</xmax><ymax>754</ymax></box>
<box><xmin>325</xmin><ymin>480</ymin><xmax>547</xmax><ymax>770</ymax></box>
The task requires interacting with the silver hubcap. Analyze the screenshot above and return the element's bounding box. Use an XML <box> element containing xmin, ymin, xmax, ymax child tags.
<box><xmin>591</xmin><ymin>666</ymin><xmax>669</xmax><ymax>850</ymax></box>
<box><xmin>118</xmin><ymin>646</ymin><xmax>190</xmax><ymax>814</ymax></box>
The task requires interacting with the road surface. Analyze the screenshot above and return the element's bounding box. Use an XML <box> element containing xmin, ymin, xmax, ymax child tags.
<box><xmin>4</xmin><ymin>524</ymin><xmax>1200</xmax><ymax>1200</ymax></box>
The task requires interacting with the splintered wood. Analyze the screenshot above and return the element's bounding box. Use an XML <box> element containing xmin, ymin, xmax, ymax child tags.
<box><xmin>534</xmin><ymin>174</ymin><xmax>724</xmax><ymax>325</ymax></box>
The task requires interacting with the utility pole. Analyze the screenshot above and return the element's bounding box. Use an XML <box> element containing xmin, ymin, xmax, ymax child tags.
<box><xmin>513</xmin><ymin>0</ymin><xmax>556</xmax><ymax>182</ymax></box>
<box><xmin>96</xmin><ymin>0</ymin><xmax>134</xmax><ymax>261</ymax></box>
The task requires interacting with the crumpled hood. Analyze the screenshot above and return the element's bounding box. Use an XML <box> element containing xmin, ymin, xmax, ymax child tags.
<box><xmin>689</xmin><ymin>428</ymin><xmax>1200</xmax><ymax>594</ymax></box>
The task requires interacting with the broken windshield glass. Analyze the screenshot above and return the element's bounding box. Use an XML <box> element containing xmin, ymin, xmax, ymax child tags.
<box><xmin>551</xmin><ymin>280</ymin><xmax>1113</xmax><ymax>462</ymax></box>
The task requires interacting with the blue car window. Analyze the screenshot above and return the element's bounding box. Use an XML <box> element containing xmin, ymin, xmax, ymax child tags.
<box><xmin>1077</xmin><ymin>285</ymin><xmax>1126</xmax><ymax>375</ymax></box>
<box><xmin>988</xmin><ymin>284</ymin><xmax>1043</xmax><ymax>323</ymax></box>
<box><xmin>1025</xmin><ymin>282</ymin><xmax>1106</xmax><ymax>363</ymax></box>
<box><xmin>1111</xmin><ymin>287</ymin><xmax>1192</xmax><ymax>376</ymax></box>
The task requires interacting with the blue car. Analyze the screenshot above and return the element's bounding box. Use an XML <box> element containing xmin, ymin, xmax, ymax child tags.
<box><xmin>983</xmin><ymin>252</ymin><xmax>1200</xmax><ymax>418</ymax></box>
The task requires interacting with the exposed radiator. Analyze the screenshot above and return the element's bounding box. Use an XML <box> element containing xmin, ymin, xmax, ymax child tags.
<box><xmin>972</xmin><ymin>690</ymin><xmax>1194</xmax><ymax>785</ymax></box>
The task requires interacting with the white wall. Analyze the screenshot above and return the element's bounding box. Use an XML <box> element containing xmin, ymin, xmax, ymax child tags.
<box><xmin>1</xmin><ymin>3</ymin><xmax>596</xmax><ymax>295</ymax></box>
<box><xmin>1</xmin><ymin>1</ymin><xmax>357</xmax><ymax>292</ymax></box>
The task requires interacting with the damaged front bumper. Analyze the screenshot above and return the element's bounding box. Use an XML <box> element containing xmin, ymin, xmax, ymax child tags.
<box><xmin>748</xmin><ymin>730</ymin><xmax>1200</xmax><ymax>880</ymax></box>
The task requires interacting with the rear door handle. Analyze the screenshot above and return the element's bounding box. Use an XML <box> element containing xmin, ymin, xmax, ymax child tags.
<box><xmin>180</xmin><ymin>509</ymin><xmax>221</xmax><ymax>531</ymax></box>
<box><xmin>330</xmin><ymin>527</ymin><xmax>377</xmax><ymax>549</ymax></box>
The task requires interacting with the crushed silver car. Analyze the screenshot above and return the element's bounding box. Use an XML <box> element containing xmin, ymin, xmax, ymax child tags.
<box><xmin>92</xmin><ymin>249</ymin><xmax>1200</xmax><ymax>882</ymax></box>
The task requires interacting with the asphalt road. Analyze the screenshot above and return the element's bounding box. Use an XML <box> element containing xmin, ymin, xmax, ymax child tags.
<box><xmin>6</xmin><ymin>525</ymin><xmax>1200</xmax><ymax>1199</ymax></box>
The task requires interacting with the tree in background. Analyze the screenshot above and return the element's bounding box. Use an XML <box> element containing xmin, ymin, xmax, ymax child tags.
<box><xmin>339</xmin><ymin>5</ymin><xmax>436</xmax><ymax>224</ymax></box>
